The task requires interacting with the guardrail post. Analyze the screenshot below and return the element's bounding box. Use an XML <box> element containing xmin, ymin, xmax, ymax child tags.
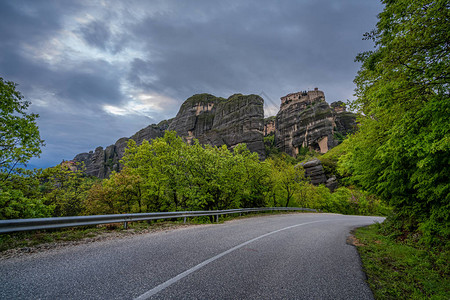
<box><xmin>184</xmin><ymin>217</ymin><xmax>186</xmax><ymax>224</ymax></box>
<box><xmin>123</xmin><ymin>221</ymin><xmax>128</xmax><ymax>229</ymax></box>
<box><xmin>216</xmin><ymin>215</ymin><xmax>219</xmax><ymax>223</ymax></box>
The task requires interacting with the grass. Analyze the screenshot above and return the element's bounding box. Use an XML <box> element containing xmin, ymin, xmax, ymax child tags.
<box><xmin>0</xmin><ymin>220</ymin><xmax>187</xmax><ymax>253</ymax></box>
<box><xmin>354</xmin><ymin>224</ymin><xmax>449</xmax><ymax>299</ymax></box>
<box><xmin>0</xmin><ymin>226</ymin><xmax>103</xmax><ymax>252</ymax></box>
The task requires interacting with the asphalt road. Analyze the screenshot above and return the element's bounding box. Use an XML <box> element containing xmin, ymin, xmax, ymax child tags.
<box><xmin>0</xmin><ymin>213</ymin><xmax>384</xmax><ymax>299</ymax></box>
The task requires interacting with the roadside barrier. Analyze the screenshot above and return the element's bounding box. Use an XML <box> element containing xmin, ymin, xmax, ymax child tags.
<box><xmin>0</xmin><ymin>207</ymin><xmax>316</xmax><ymax>233</ymax></box>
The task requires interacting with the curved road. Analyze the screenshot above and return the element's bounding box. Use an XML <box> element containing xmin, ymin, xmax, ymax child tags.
<box><xmin>0</xmin><ymin>213</ymin><xmax>383</xmax><ymax>299</ymax></box>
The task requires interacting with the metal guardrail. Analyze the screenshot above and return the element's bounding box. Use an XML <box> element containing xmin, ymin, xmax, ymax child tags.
<box><xmin>0</xmin><ymin>207</ymin><xmax>316</xmax><ymax>233</ymax></box>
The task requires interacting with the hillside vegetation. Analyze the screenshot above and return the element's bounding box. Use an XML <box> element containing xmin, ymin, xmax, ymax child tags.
<box><xmin>1</xmin><ymin>129</ymin><xmax>388</xmax><ymax>219</ymax></box>
<box><xmin>340</xmin><ymin>0</ymin><xmax>449</xmax><ymax>249</ymax></box>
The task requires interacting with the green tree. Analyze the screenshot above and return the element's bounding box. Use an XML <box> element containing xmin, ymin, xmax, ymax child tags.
<box><xmin>341</xmin><ymin>0</ymin><xmax>449</xmax><ymax>245</ymax></box>
<box><xmin>0</xmin><ymin>167</ymin><xmax>54</xmax><ymax>220</ymax></box>
<box><xmin>85</xmin><ymin>181</ymin><xmax>115</xmax><ymax>215</ymax></box>
<box><xmin>40</xmin><ymin>164</ymin><xmax>94</xmax><ymax>217</ymax></box>
<box><xmin>0</xmin><ymin>187</ymin><xmax>52</xmax><ymax>219</ymax></box>
<box><xmin>183</xmin><ymin>143</ymin><xmax>228</xmax><ymax>210</ymax></box>
<box><xmin>85</xmin><ymin>168</ymin><xmax>142</xmax><ymax>215</ymax></box>
<box><xmin>122</xmin><ymin>132</ymin><xmax>189</xmax><ymax>212</ymax></box>
<box><xmin>0</xmin><ymin>78</ymin><xmax>44</xmax><ymax>179</ymax></box>
<box><xmin>104</xmin><ymin>168</ymin><xmax>142</xmax><ymax>213</ymax></box>
<box><xmin>232</xmin><ymin>143</ymin><xmax>271</xmax><ymax>208</ymax></box>
<box><xmin>121</xmin><ymin>131</ymin><xmax>271</xmax><ymax>213</ymax></box>
<box><xmin>268</xmin><ymin>158</ymin><xmax>306</xmax><ymax>207</ymax></box>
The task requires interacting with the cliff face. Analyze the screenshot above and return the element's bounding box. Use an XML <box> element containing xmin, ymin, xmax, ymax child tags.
<box><xmin>274</xmin><ymin>89</ymin><xmax>356</xmax><ymax>156</ymax></box>
<box><xmin>264</xmin><ymin>116</ymin><xmax>276</xmax><ymax>136</ymax></box>
<box><xmin>73</xmin><ymin>122</ymin><xmax>168</xmax><ymax>178</ymax></box>
<box><xmin>331</xmin><ymin>101</ymin><xmax>357</xmax><ymax>137</ymax></box>
<box><xmin>73</xmin><ymin>93</ymin><xmax>265</xmax><ymax>178</ymax></box>
<box><xmin>169</xmin><ymin>93</ymin><xmax>265</xmax><ymax>158</ymax></box>
<box><xmin>71</xmin><ymin>89</ymin><xmax>354</xmax><ymax>178</ymax></box>
<box><xmin>168</xmin><ymin>94</ymin><xmax>223</xmax><ymax>140</ymax></box>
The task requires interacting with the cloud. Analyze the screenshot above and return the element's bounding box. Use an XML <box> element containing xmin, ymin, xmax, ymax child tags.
<box><xmin>79</xmin><ymin>21</ymin><xmax>112</xmax><ymax>50</ymax></box>
<box><xmin>126</xmin><ymin>0</ymin><xmax>382</xmax><ymax>103</ymax></box>
<box><xmin>103</xmin><ymin>92</ymin><xmax>178</xmax><ymax>116</ymax></box>
<box><xmin>0</xmin><ymin>0</ymin><xmax>383</xmax><ymax>169</ymax></box>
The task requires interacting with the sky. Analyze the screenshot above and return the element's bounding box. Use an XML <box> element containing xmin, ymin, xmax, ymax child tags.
<box><xmin>0</xmin><ymin>0</ymin><xmax>383</xmax><ymax>169</ymax></box>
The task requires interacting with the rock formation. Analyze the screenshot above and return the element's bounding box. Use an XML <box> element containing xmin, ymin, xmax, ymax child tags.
<box><xmin>264</xmin><ymin>116</ymin><xmax>276</xmax><ymax>136</ymax></box>
<box><xmin>300</xmin><ymin>159</ymin><xmax>338</xmax><ymax>191</ymax></box>
<box><xmin>73</xmin><ymin>121</ymin><xmax>168</xmax><ymax>178</ymax></box>
<box><xmin>73</xmin><ymin>93</ymin><xmax>265</xmax><ymax>178</ymax></box>
<box><xmin>167</xmin><ymin>94</ymin><xmax>221</xmax><ymax>140</ymax></box>
<box><xmin>330</xmin><ymin>101</ymin><xmax>357</xmax><ymax>137</ymax></box>
<box><xmin>168</xmin><ymin>93</ymin><xmax>265</xmax><ymax>158</ymax></box>
<box><xmin>274</xmin><ymin>88</ymin><xmax>355</xmax><ymax>156</ymax></box>
<box><xmin>71</xmin><ymin>88</ymin><xmax>354</xmax><ymax>179</ymax></box>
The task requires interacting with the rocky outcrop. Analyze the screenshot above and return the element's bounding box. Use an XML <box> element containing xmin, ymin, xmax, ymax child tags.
<box><xmin>169</xmin><ymin>93</ymin><xmax>265</xmax><ymax>158</ymax></box>
<box><xmin>73</xmin><ymin>93</ymin><xmax>265</xmax><ymax>178</ymax></box>
<box><xmin>264</xmin><ymin>116</ymin><xmax>276</xmax><ymax>136</ymax></box>
<box><xmin>331</xmin><ymin>101</ymin><xmax>357</xmax><ymax>137</ymax></box>
<box><xmin>300</xmin><ymin>159</ymin><xmax>337</xmax><ymax>191</ymax></box>
<box><xmin>71</xmin><ymin>88</ymin><xmax>354</xmax><ymax>178</ymax></box>
<box><xmin>73</xmin><ymin>121</ymin><xmax>167</xmax><ymax>178</ymax></box>
<box><xmin>275</xmin><ymin>88</ymin><xmax>356</xmax><ymax>156</ymax></box>
<box><xmin>300</xmin><ymin>159</ymin><xmax>327</xmax><ymax>185</ymax></box>
<box><xmin>168</xmin><ymin>94</ymin><xmax>222</xmax><ymax>140</ymax></box>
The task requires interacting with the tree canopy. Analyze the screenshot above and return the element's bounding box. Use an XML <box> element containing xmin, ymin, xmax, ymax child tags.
<box><xmin>341</xmin><ymin>0</ymin><xmax>449</xmax><ymax>245</ymax></box>
<box><xmin>0</xmin><ymin>78</ymin><xmax>44</xmax><ymax>178</ymax></box>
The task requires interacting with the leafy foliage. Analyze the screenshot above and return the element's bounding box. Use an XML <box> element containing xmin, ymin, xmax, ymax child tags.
<box><xmin>267</xmin><ymin>158</ymin><xmax>305</xmax><ymax>207</ymax></box>
<box><xmin>341</xmin><ymin>0</ymin><xmax>449</xmax><ymax>246</ymax></box>
<box><xmin>39</xmin><ymin>164</ymin><xmax>95</xmax><ymax>217</ymax></box>
<box><xmin>0</xmin><ymin>127</ymin><xmax>389</xmax><ymax>219</ymax></box>
<box><xmin>101</xmin><ymin>132</ymin><xmax>273</xmax><ymax>213</ymax></box>
<box><xmin>0</xmin><ymin>78</ymin><xmax>44</xmax><ymax>177</ymax></box>
<box><xmin>263</xmin><ymin>134</ymin><xmax>279</xmax><ymax>157</ymax></box>
<box><xmin>0</xmin><ymin>78</ymin><xmax>50</xmax><ymax>219</ymax></box>
<box><xmin>0</xmin><ymin>187</ymin><xmax>52</xmax><ymax>219</ymax></box>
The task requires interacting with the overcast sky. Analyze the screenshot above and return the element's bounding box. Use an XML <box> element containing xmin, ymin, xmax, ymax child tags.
<box><xmin>1</xmin><ymin>0</ymin><xmax>383</xmax><ymax>169</ymax></box>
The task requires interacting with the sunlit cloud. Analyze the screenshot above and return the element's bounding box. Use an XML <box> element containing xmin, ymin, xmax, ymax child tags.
<box><xmin>103</xmin><ymin>105</ymin><xmax>128</xmax><ymax>115</ymax></box>
<box><xmin>103</xmin><ymin>93</ymin><xmax>178</xmax><ymax>116</ymax></box>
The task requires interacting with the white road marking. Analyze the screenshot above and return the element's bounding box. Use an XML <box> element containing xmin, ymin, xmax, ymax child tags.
<box><xmin>134</xmin><ymin>219</ymin><xmax>340</xmax><ymax>300</ymax></box>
